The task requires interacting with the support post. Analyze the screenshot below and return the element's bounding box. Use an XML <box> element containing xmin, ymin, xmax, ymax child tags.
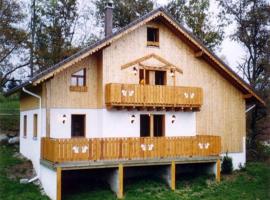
<box><xmin>57</xmin><ymin>167</ymin><xmax>62</xmax><ymax>200</ymax></box>
<box><xmin>171</xmin><ymin>161</ymin><xmax>176</xmax><ymax>191</ymax></box>
<box><xmin>118</xmin><ymin>164</ymin><xmax>124</xmax><ymax>199</ymax></box>
<box><xmin>216</xmin><ymin>159</ymin><xmax>221</xmax><ymax>182</ymax></box>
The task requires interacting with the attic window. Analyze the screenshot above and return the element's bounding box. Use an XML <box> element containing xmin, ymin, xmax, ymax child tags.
<box><xmin>147</xmin><ymin>27</ymin><xmax>159</xmax><ymax>47</ymax></box>
<box><xmin>70</xmin><ymin>68</ymin><xmax>87</xmax><ymax>92</ymax></box>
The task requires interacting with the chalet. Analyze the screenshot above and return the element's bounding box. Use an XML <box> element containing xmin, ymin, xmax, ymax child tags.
<box><xmin>6</xmin><ymin>4</ymin><xmax>265</xmax><ymax>200</ymax></box>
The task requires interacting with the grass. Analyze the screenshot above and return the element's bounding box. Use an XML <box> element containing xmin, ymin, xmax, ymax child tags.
<box><xmin>0</xmin><ymin>144</ymin><xmax>269</xmax><ymax>200</ymax></box>
<box><xmin>0</xmin><ymin>93</ymin><xmax>19</xmax><ymax>132</ymax></box>
<box><xmin>63</xmin><ymin>163</ymin><xmax>270</xmax><ymax>200</ymax></box>
<box><xmin>0</xmin><ymin>145</ymin><xmax>49</xmax><ymax>200</ymax></box>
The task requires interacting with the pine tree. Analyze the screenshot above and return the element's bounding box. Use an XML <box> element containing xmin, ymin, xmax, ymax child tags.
<box><xmin>94</xmin><ymin>0</ymin><xmax>154</xmax><ymax>31</ymax></box>
<box><xmin>34</xmin><ymin>0</ymin><xmax>79</xmax><ymax>70</ymax></box>
<box><xmin>0</xmin><ymin>0</ymin><xmax>28</xmax><ymax>88</ymax></box>
<box><xmin>166</xmin><ymin>0</ymin><xmax>225</xmax><ymax>51</ymax></box>
<box><xmin>218</xmin><ymin>0</ymin><xmax>270</xmax><ymax>160</ymax></box>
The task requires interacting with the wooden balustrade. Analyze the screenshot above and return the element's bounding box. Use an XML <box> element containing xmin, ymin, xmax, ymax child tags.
<box><xmin>105</xmin><ymin>83</ymin><xmax>203</xmax><ymax>109</ymax></box>
<box><xmin>41</xmin><ymin>135</ymin><xmax>221</xmax><ymax>163</ymax></box>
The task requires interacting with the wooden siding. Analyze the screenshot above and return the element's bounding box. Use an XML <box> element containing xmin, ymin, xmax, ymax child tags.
<box><xmin>44</xmin><ymin>55</ymin><xmax>99</xmax><ymax>108</ymax></box>
<box><xmin>41</xmin><ymin>135</ymin><xmax>221</xmax><ymax>163</ymax></box>
<box><xmin>102</xmin><ymin>22</ymin><xmax>246</xmax><ymax>153</ymax></box>
<box><xmin>105</xmin><ymin>83</ymin><xmax>202</xmax><ymax>109</ymax></box>
<box><xmin>20</xmin><ymin>85</ymin><xmax>44</xmax><ymax>111</ymax></box>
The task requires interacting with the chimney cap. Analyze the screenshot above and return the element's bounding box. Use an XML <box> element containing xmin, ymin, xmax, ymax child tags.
<box><xmin>106</xmin><ymin>0</ymin><xmax>113</xmax><ymax>8</ymax></box>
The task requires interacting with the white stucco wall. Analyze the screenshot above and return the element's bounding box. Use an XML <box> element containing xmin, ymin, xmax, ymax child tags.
<box><xmin>20</xmin><ymin>109</ymin><xmax>46</xmax><ymax>175</ymax></box>
<box><xmin>221</xmin><ymin>137</ymin><xmax>246</xmax><ymax>170</ymax></box>
<box><xmin>49</xmin><ymin>108</ymin><xmax>196</xmax><ymax>138</ymax></box>
<box><xmin>40</xmin><ymin>165</ymin><xmax>57</xmax><ymax>200</ymax></box>
<box><xmin>50</xmin><ymin>108</ymin><xmax>100</xmax><ymax>138</ymax></box>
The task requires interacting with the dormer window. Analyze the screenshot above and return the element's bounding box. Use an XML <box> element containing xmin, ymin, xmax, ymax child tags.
<box><xmin>70</xmin><ymin>68</ymin><xmax>87</xmax><ymax>92</ymax></box>
<box><xmin>147</xmin><ymin>27</ymin><xmax>159</xmax><ymax>47</ymax></box>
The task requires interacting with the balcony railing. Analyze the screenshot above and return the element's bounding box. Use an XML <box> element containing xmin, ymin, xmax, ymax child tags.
<box><xmin>105</xmin><ymin>83</ymin><xmax>203</xmax><ymax>109</ymax></box>
<box><xmin>41</xmin><ymin>135</ymin><xmax>220</xmax><ymax>163</ymax></box>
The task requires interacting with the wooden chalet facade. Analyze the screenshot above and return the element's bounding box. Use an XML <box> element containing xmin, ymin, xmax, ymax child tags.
<box><xmin>6</xmin><ymin>5</ymin><xmax>264</xmax><ymax>200</ymax></box>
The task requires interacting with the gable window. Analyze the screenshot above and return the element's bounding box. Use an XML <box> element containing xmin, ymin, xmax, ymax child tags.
<box><xmin>33</xmin><ymin>114</ymin><xmax>38</xmax><ymax>139</ymax></box>
<box><xmin>71</xmin><ymin>69</ymin><xmax>86</xmax><ymax>86</ymax></box>
<box><xmin>23</xmin><ymin>115</ymin><xmax>27</xmax><ymax>138</ymax></box>
<box><xmin>70</xmin><ymin>68</ymin><xmax>87</xmax><ymax>92</ymax></box>
<box><xmin>147</xmin><ymin>27</ymin><xmax>159</xmax><ymax>47</ymax></box>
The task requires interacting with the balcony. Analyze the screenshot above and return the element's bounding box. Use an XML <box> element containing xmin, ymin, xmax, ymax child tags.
<box><xmin>41</xmin><ymin>135</ymin><xmax>220</xmax><ymax>164</ymax></box>
<box><xmin>105</xmin><ymin>83</ymin><xmax>203</xmax><ymax>110</ymax></box>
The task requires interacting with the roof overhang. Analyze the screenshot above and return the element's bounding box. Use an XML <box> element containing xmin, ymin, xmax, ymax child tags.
<box><xmin>4</xmin><ymin>8</ymin><xmax>265</xmax><ymax>106</ymax></box>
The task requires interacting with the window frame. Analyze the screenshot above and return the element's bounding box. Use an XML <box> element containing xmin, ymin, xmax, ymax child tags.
<box><xmin>23</xmin><ymin>115</ymin><xmax>27</xmax><ymax>138</ymax></box>
<box><xmin>70</xmin><ymin>68</ymin><xmax>88</xmax><ymax>92</ymax></box>
<box><xmin>71</xmin><ymin>68</ymin><xmax>86</xmax><ymax>87</ymax></box>
<box><xmin>33</xmin><ymin>114</ymin><xmax>38</xmax><ymax>139</ymax></box>
<box><xmin>147</xmin><ymin>27</ymin><xmax>159</xmax><ymax>47</ymax></box>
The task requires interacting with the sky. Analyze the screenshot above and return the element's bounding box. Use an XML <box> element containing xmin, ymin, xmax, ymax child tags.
<box><xmin>17</xmin><ymin>0</ymin><xmax>246</xmax><ymax>80</ymax></box>
<box><xmin>75</xmin><ymin>0</ymin><xmax>245</xmax><ymax>74</ymax></box>
<box><xmin>155</xmin><ymin>0</ymin><xmax>245</xmax><ymax>74</ymax></box>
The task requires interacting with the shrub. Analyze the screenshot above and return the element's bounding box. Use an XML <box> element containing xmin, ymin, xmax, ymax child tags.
<box><xmin>221</xmin><ymin>153</ymin><xmax>233</xmax><ymax>174</ymax></box>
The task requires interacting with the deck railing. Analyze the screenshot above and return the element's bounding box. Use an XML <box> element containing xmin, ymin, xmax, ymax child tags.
<box><xmin>105</xmin><ymin>83</ymin><xmax>203</xmax><ymax>109</ymax></box>
<box><xmin>41</xmin><ymin>135</ymin><xmax>221</xmax><ymax>163</ymax></box>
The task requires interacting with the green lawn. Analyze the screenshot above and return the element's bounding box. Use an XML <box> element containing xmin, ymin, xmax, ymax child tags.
<box><xmin>0</xmin><ymin>145</ymin><xmax>49</xmax><ymax>200</ymax></box>
<box><xmin>0</xmin><ymin>144</ymin><xmax>269</xmax><ymax>200</ymax></box>
<box><xmin>0</xmin><ymin>94</ymin><xmax>19</xmax><ymax>132</ymax></box>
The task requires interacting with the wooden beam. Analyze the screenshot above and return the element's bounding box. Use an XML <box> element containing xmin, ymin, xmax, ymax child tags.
<box><xmin>195</xmin><ymin>50</ymin><xmax>204</xmax><ymax>58</ymax></box>
<box><xmin>151</xmin><ymin>54</ymin><xmax>183</xmax><ymax>73</ymax></box>
<box><xmin>57</xmin><ymin>167</ymin><xmax>62</xmax><ymax>200</ymax></box>
<box><xmin>243</xmin><ymin>94</ymin><xmax>253</xmax><ymax>99</ymax></box>
<box><xmin>121</xmin><ymin>53</ymin><xmax>183</xmax><ymax>74</ymax></box>
<box><xmin>171</xmin><ymin>161</ymin><xmax>176</xmax><ymax>191</ymax></box>
<box><xmin>118</xmin><ymin>163</ymin><xmax>124</xmax><ymax>199</ymax></box>
<box><xmin>150</xmin><ymin>114</ymin><xmax>154</xmax><ymax>137</ymax></box>
<box><xmin>216</xmin><ymin>159</ymin><xmax>221</xmax><ymax>183</ymax></box>
<box><xmin>121</xmin><ymin>54</ymin><xmax>154</xmax><ymax>70</ymax></box>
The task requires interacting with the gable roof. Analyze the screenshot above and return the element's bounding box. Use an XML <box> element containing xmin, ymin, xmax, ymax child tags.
<box><xmin>5</xmin><ymin>7</ymin><xmax>265</xmax><ymax>105</ymax></box>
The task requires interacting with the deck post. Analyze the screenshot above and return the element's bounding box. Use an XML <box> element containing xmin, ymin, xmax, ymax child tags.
<box><xmin>216</xmin><ymin>159</ymin><xmax>221</xmax><ymax>182</ymax></box>
<box><xmin>118</xmin><ymin>163</ymin><xmax>124</xmax><ymax>199</ymax></box>
<box><xmin>57</xmin><ymin>167</ymin><xmax>62</xmax><ymax>200</ymax></box>
<box><xmin>171</xmin><ymin>161</ymin><xmax>176</xmax><ymax>191</ymax></box>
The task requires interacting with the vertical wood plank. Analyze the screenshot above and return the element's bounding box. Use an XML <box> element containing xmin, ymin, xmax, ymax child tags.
<box><xmin>57</xmin><ymin>167</ymin><xmax>62</xmax><ymax>200</ymax></box>
<box><xmin>216</xmin><ymin>159</ymin><xmax>221</xmax><ymax>182</ymax></box>
<box><xmin>171</xmin><ymin>161</ymin><xmax>176</xmax><ymax>191</ymax></box>
<box><xmin>118</xmin><ymin>163</ymin><xmax>124</xmax><ymax>199</ymax></box>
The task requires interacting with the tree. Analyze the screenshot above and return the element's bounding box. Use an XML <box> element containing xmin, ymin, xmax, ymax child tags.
<box><xmin>218</xmin><ymin>0</ymin><xmax>270</xmax><ymax>159</ymax></box>
<box><xmin>166</xmin><ymin>0</ymin><xmax>225</xmax><ymax>51</ymax></box>
<box><xmin>34</xmin><ymin>0</ymin><xmax>80</xmax><ymax>70</ymax></box>
<box><xmin>94</xmin><ymin>0</ymin><xmax>154</xmax><ymax>31</ymax></box>
<box><xmin>0</xmin><ymin>0</ymin><xmax>28</xmax><ymax>89</ymax></box>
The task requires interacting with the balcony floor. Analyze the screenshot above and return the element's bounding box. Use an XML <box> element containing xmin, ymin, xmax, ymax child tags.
<box><xmin>40</xmin><ymin>155</ymin><xmax>220</xmax><ymax>170</ymax></box>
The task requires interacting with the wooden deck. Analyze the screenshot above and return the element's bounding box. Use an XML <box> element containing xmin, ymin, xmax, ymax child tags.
<box><xmin>105</xmin><ymin>83</ymin><xmax>203</xmax><ymax>110</ymax></box>
<box><xmin>41</xmin><ymin>135</ymin><xmax>221</xmax><ymax>164</ymax></box>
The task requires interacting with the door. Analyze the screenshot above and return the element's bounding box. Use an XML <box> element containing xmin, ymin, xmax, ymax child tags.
<box><xmin>71</xmin><ymin>114</ymin><xmax>85</xmax><ymax>137</ymax></box>
<box><xmin>139</xmin><ymin>70</ymin><xmax>166</xmax><ymax>85</ymax></box>
<box><xmin>140</xmin><ymin>114</ymin><xmax>150</xmax><ymax>137</ymax></box>
<box><xmin>153</xmin><ymin>115</ymin><xmax>165</xmax><ymax>137</ymax></box>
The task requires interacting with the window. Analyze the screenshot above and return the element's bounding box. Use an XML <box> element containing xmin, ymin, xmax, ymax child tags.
<box><xmin>147</xmin><ymin>27</ymin><xmax>159</xmax><ymax>46</ymax></box>
<box><xmin>71</xmin><ymin>69</ymin><xmax>86</xmax><ymax>87</ymax></box>
<box><xmin>71</xmin><ymin>115</ymin><xmax>85</xmax><ymax>137</ymax></box>
<box><xmin>139</xmin><ymin>69</ymin><xmax>166</xmax><ymax>85</ymax></box>
<box><xmin>23</xmin><ymin>115</ymin><xmax>27</xmax><ymax>137</ymax></box>
<box><xmin>155</xmin><ymin>71</ymin><xmax>166</xmax><ymax>85</ymax></box>
<box><xmin>140</xmin><ymin>114</ymin><xmax>165</xmax><ymax>137</ymax></box>
<box><xmin>33</xmin><ymin>114</ymin><xmax>38</xmax><ymax>138</ymax></box>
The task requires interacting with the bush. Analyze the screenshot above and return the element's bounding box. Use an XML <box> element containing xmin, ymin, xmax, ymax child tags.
<box><xmin>221</xmin><ymin>153</ymin><xmax>233</xmax><ymax>174</ymax></box>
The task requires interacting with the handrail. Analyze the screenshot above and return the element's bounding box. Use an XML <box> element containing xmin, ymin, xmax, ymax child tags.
<box><xmin>41</xmin><ymin>135</ymin><xmax>220</xmax><ymax>163</ymax></box>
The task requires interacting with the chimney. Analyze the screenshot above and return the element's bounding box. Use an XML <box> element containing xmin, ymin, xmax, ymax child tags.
<box><xmin>105</xmin><ymin>1</ymin><xmax>113</xmax><ymax>37</ymax></box>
